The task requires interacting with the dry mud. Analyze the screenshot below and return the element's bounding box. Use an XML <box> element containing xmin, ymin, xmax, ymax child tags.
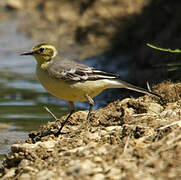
<box><xmin>1</xmin><ymin>81</ymin><xmax>181</xmax><ymax>179</ymax></box>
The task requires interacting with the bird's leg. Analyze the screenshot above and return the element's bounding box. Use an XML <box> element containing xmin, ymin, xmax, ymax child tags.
<box><xmin>85</xmin><ymin>94</ymin><xmax>94</xmax><ymax>127</ymax></box>
<box><xmin>54</xmin><ymin>101</ymin><xmax>75</xmax><ymax>136</ymax></box>
<box><xmin>68</xmin><ymin>94</ymin><xmax>94</xmax><ymax>135</ymax></box>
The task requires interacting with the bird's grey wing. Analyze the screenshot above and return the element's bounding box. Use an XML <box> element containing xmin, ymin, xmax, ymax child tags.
<box><xmin>46</xmin><ymin>60</ymin><xmax>119</xmax><ymax>82</ymax></box>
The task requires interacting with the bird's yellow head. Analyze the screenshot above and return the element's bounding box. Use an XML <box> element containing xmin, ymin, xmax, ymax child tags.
<box><xmin>21</xmin><ymin>44</ymin><xmax>57</xmax><ymax>65</ymax></box>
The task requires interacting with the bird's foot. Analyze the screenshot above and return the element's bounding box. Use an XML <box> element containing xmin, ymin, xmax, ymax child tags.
<box><xmin>55</xmin><ymin>121</ymin><xmax>91</xmax><ymax>137</ymax></box>
<box><xmin>54</xmin><ymin>130</ymin><xmax>70</xmax><ymax>137</ymax></box>
<box><xmin>54</xmin><ymin>110</ymin><xmax>93</xmax><ymax>137</ymax></box>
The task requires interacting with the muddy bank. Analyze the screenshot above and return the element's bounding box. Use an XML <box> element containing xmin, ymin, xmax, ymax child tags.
<box><xmin>0</xmin><ymin>81</ymin><xmax>181</xmax><ymax>179</ymax></box>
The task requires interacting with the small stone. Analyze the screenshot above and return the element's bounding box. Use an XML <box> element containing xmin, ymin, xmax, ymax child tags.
<box><xmin>6</xmin><ymin>0</ymin><xmax>23</xmax><ymax>10</ymax></box>
<box><xmin>38</xmin><ymin>140</ymin><xmax>57</xmax><ymax>151</ymax></box>
<box><xmin>11</xmin><ymin>140</ymin><xmax>57</xmax><ymax>152</ymax></box>
<box><xmin>11</xmin><ymin>143</ymin><xmax>36</xmax><ymax>152</ymax></box>
<box><xmin>92</xmin><ymin>173</ymin><xmax>105</xmax><ymax>180</ymax></box>
<box><xmin>148</xmin><ymin>103</ymin><xmax>163</xmax><ymax>114</ymax></box>
<box><xmin>66</xmin><ymin>164</ymin><xmax>81</xmax><ymax>176</ymax></box>
<box><xmin>107</xmin><ymin>168</ymin><xmax>121</xmax><ymax>179</ymax></box>
<box><xmin>93</xmin><ymin>156</ymin><xmax>102</xmax><ymax>163</ymax></box>
<box><xmin>23</xmin><ymin>166</ymin><xmax>38</xmax><ymax>173</ymax></box>
<box><xmin>95</xmin><ymin>145</ymin><xmax>108</xmax><ymax>155</ymax></box>
<box><xmin>19</xmin><ymin>173</ymin><xmax>31</xmax><ymax>180</ymax></box>
<box><xmin>66</xmin><ymin>159</ymin><xmax>96</xmax><ymax>176</ymax></box>
<box><xmin>99</xmin><ymin>130</ymin><xmax>107</xmax><ymax>136</ymax></box>
<box><xmin>87</xmin><ymin>142</ymin><xmax>97</xmax><ymax>148</ymax></box>
<box><xmin>35</xmin><ymin>170</ymin><xmax>55</xmax><ymax>180</ymax></box>
<box><xmin>18</xmin><ymin>159</ymin><xmax>30</xmax><ymax>168</ymax></box>
<box><xmin>105</xmin><ymin>126</ymin><xmax>122</xmax><ymax>131</ymax></box>
<box><xmin>1</xmin><ymin>169</ymin><xmax>15</xmax><ymax>179</ymax></box>
<box><xmin>84</xmin><ymin>131</ymin><xmax>100</xmax><ymax>140</ymax></box>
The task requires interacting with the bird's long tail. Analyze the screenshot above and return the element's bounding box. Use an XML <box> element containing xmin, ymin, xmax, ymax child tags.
<box><xmin>105</xmin><ymin>79</ymin><xmax>159</xmax><ymax>98</ymax></box>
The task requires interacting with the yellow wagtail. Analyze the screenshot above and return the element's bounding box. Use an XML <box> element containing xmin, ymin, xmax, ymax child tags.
<box><xmin>21</xmin><ymin>43</ymin><xmax>159</xmax><ymax>136</ymax></box>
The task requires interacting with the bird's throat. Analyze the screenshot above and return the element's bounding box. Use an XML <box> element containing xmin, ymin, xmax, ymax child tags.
<box><xmin>40</xmin><ymin>61</ymin><xmax>50</xmax><ymax>70</ymax></box>
<box><xmin>34</xmin><ymin>55</ymin><xmax>51</xmax><ymax>66</ymax></box>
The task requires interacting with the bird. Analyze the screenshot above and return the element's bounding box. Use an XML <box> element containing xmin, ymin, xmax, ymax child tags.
<box><xmin>21</xmin><ymin>43</ymin><xmax>159</xmax><ymax>136</ymax></box>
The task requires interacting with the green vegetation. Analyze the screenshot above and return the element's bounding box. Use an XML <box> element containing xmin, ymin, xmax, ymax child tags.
<box><xmin>147</xmin><ymin>43</ymin><xmax>181</xmax><ymax>53</ymax></box>
<box><xmin>147</xmin><ymin>43</ymin><xmax>181</xmax><ymax>71</ymax></box>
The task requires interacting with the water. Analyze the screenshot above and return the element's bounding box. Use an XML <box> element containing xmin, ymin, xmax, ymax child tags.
<box><xmin>0</xmin><ymin>21</ymin><xmax>69</xmax><ymax>161</ymax></box>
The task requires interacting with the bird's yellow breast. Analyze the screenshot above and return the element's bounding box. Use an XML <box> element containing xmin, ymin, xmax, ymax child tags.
<box><xmin>36</xmin><ymin>66</ymin><xmax>110</xmax><ymax>102</ymax></box>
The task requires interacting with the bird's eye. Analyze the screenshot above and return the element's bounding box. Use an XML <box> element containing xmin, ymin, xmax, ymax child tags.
<box><xmin>39</xmin><ymin>48</ymin><xmax>45</xmax><ymax>52</ymax></box>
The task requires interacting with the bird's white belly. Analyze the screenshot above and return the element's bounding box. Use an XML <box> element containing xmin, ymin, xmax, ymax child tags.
<box><xmin>36</xmin><ymin>67</ymin><xmax>110</xmax><ymax>102</ymax></box>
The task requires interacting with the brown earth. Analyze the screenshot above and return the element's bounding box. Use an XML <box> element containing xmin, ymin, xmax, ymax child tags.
<box><xmin>0</xmin><ymin>81</ymin><xmax>181</xmax><ymax>179</ymax></box>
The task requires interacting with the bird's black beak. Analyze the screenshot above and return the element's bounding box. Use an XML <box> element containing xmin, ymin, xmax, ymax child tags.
<box><xmin>20</xmin><ymin>51</ymin><xmax>34</xmax><ymax>56</ymax></box>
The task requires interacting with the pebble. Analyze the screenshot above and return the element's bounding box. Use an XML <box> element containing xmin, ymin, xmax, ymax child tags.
<box><xmin>23</xmin><ymin>166</ymin><xmax>39</xmax><ymax>173</ymax></box>
<box><xmin>1</xmin><ymin>169</ymin><xmax>15</xmax><ymax>180</ymax></box>
<box><xmin>18</xmin><ymin>159</ymin><xmax>30</xmax><ymax>168</ymax></box>
<box><xmin>93</xmin><ymin>156</ymin><xmax>103</xmax><ymax>163</ymax></box>
<box><xmin>6</xmin><ymin>0</ymin><xmax>23</xmax><ymax>10</ymax></box>
<box><xmin>66</xmin><ymin>159</ymin><xmax>96</xmax><ymax>177</ymax></box>
<box><xmin>92</xmin><ymin>173</ymin><xmax>105</xmax><ymax>180</ymax></box>
<box><xmin>35</xmin><ymin>170</ymin><xmax>55</xmax><ymax>180</ymax></box>
<box><xmin>84</xmin><ymin>131</ymin><xmax>101</xmax><ymax>141</ymax></box>
<box><xmin>11</xmin><ymin>140</ymin><xmax>57</xmax><ymax>152</ymax></box>
<box><xmin>148</xmin><ymin>103</ymin><xmax>163</xmax><ymax>114</ymax></box>
<box><xmin>107</xmin><ymin>168</ymin><xmax>121</xmax><ymax>179</ymax></box>
<box><xmin>19</xmin><ymin>173</ymin><xmax>31</xmax><ymax>180</ymax></box>
<box><xmin>95</xmin><ymin>145</ymin><xmax>108</xmax><ymax>155</ymax></box>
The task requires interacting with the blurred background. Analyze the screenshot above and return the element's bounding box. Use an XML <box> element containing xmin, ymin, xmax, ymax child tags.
<box><xmin>0</xmin><ymin>0</ymin><xmax>181</xmax><ymax>160</ymax></box>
